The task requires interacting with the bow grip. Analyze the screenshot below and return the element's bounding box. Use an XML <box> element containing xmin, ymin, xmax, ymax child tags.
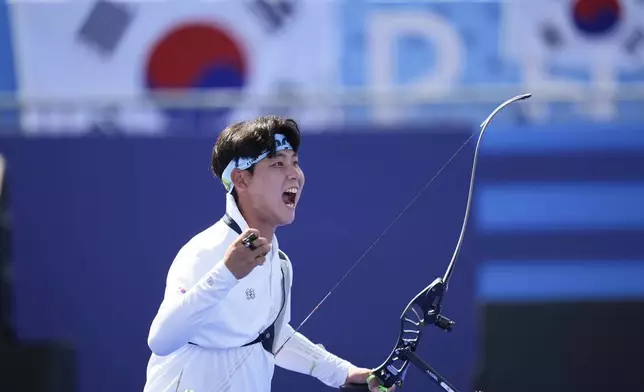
<box><xmin>339</xmin><ymin>383</ymin><xmax>370</xmax><ymax>391</ymax></box>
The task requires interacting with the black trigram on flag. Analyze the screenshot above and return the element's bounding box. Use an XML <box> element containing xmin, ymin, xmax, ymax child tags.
<box><xmin>624</xmin><ymin>28</ymin><xmax>644</xmax><ymax>55</ymax></box>
<box><xmin>245</xmin><ymin>0</ymin><xmax>298</xmax><ymax>32</ymax></box>
<box><xmin>541</xmin><ymin>22</ymin><xmax>564</xmax><ymax>50</ymax></box>
<box><xmin>76</xmin><ymin>0</ymin><xmax>134</xmax><ymax>57</ymax></box>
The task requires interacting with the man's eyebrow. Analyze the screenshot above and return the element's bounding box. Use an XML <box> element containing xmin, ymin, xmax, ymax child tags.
<box><xmin>275</xmin><ymin>151</ymin><xmax>298</xmax><ymax>158</ymax></box>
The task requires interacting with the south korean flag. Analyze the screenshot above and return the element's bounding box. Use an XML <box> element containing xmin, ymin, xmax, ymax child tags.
<box><xmin>503</xmin><ymin>0</ymin><xmax>644</xmax><ymax>71</ymax></box>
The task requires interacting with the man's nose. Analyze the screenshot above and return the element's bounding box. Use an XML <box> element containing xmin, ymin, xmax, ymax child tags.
<box><xmin>286</xmin><ymin>165</ymin><xmax>300</xmax><ymax>180</ymax></box>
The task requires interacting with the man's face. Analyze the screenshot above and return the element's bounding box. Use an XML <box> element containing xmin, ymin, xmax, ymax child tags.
<box><xmin>243</xmin><ymin>149</ymin><xmax>304</xmax><ymax>226</ymax></box>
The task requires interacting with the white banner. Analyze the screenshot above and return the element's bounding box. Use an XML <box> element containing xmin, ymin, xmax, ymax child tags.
<box><xmin>10</xmin><ymin>0</ymin><xmax>340</xmax><ymax>134</ymax></box>
<box><xmin>501</xmin><ymin>0</ymin><xmax>644</xmax><ymax>122</ymax></box>
<box><xmin>503</xmin><ymin>0</ymin><xmax>644</xmax><ymax>70</ymax></box>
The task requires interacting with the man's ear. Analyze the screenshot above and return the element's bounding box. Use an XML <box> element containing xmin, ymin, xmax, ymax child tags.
<box><xmin>231</xmin><ymin>169</ymin><xmax>251</xmax><ymax>191</ymax></box>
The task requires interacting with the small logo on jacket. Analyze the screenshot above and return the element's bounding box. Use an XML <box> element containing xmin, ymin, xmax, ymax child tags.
<box><xmin>245</xmin><ymin>288</ymin><xmax>255</xmax><ymax>300</ymax></box>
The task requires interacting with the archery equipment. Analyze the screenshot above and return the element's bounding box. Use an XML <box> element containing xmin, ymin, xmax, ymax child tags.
<box><xmin>242</xmin><ymin>232</ymin><xmax>259</xmax><ymax>250</ymax></box>
<box><xmin>273</xmin><ymin>93</ymin><xmax>532</xmax><ymax>391</ymax></box>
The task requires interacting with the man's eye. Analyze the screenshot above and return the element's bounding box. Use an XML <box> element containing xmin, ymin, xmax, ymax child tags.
<box><xmin>273</xmin><ymin>161</ymin><xmax>284</xmax><ymax>167</ymax></box>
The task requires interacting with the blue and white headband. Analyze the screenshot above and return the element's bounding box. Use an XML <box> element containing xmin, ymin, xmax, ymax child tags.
<box><xmin>221</xmin><ymin>133</ymin><xmax>293</xmax><ymax>193</ymax></box>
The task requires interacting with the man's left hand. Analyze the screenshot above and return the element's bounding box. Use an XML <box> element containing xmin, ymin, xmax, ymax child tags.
<box><xmin>346</xmin><ymin>367</ymin><xmax>396</xmax><ymax>392</ymax></box>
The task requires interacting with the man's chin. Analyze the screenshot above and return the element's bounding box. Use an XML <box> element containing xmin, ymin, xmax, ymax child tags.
<box><xmin>277</xmin><ymin>205</ymin><xmax>296</xmax><ymax>225</ymax></box>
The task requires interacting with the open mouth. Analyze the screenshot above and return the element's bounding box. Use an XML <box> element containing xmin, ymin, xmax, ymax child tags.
<box><xmin>282</xmin><ymin>187</ymin><xmax>298</xmax><ymax>209</ymax></box>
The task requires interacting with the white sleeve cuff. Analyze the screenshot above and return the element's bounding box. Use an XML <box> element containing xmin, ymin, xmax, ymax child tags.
<box><xmin>275</xmin><ymin>328</ymin><xmax>355</xmax><ymax>388</ymax></box>
<box><xmin>320</xmin><ymin>354</ymin><xmax>354</xmax><ymax>388</ymax></box>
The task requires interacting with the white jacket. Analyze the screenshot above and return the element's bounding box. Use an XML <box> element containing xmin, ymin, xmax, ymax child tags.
<box><xmin>143</xmin><ymin>194</ymin><xmax>354</xmax><ymax>392</ymax></box>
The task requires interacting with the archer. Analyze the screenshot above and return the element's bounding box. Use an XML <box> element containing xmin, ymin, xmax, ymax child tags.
<box><xmin>142</xmin><ymin>116</ymin><xmax>394</xmax><ymax>392</ymax></box>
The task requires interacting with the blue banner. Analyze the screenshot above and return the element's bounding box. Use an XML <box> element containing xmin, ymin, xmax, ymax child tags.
<box><xmin>340</xmin><ymin>0</ymin><xmax>644</xmax><ymax>126</ymax></box>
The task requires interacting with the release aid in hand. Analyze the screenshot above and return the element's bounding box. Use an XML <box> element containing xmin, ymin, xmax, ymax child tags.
<box><xmin>242</xmin><ymin>233</ymin><xmax>258</xmax><ymax>250</ymax></box>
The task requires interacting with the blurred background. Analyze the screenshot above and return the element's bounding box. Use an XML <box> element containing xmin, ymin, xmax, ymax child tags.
<box><xmin>1</xmin><ymin>0</ymin><xmax>644</xmax><ymax>391</ymax></box>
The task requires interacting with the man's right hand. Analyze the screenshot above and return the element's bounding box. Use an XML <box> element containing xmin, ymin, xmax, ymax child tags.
<box><xmin>223</xmin><ymin>229</ymin><xmax>271</xmax><ymax>279</ymax></box>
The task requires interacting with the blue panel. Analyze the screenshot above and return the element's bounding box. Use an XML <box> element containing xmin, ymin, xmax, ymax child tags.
<box><xmin>0</xmin><ymin>0</ymin><xmax>16</xmax><ymax>92</ymax></box>
<box><xmin>481</xmin><ymin>125</ymin><xmax>644</xmax><ymax>155</ymax></box>
<box><xmin>341</xmin><ymin>1</ymin><xmax>510</xmax><ymax>87</ymax></box>
<box><xmin>0</xmin><ymin>0</ymin><xmax>18</xmax><ymax>131</ymax></box>
<box><xmin>477</xmin><ymin>182</ymin><xmax>644</xmax><ymax>231</ymax></box>
<box><xmin>478</xmin><ymin>260</ymin><xmax>644</xmax><ymax>302</ymax></box>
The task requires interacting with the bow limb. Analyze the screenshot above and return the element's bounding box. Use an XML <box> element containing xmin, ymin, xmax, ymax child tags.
<box><xmin>340</xmin><ymin>93</ymin><xmax>532</xmax><ymax>392</ymax></box>
<box><xmin>442</xmin><ymin>93</ymin><xmax>533</xmax><ymax>290</ymax></box>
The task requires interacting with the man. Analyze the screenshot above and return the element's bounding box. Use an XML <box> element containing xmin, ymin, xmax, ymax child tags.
<box><xmin>143</xmin><ymin>116</ymin><xmax>392</xmax><ymax>392</ymax></box>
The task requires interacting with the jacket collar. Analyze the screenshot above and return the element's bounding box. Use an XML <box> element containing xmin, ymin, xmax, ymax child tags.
<box><xmin>224</xmin><ymin>193</ymin><xmax>280</xmax><ymax>250</ymax></box>
<box><xmin>225</xmin><ymin>193</ymin><xmax>249</xmax><ymax>232</ymax></box>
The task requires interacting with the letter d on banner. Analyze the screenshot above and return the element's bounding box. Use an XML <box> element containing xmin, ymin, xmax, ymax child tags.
<box><xmin>368</xmin><ymin>11</ymin><xmax>464</xmax><ymax>125</ymax></box>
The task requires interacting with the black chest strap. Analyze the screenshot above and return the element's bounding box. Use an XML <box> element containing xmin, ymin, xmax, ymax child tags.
<box><xmin>189</xmin><ymin>214</ymin><xmax>286</xmax><ymax>355</ymax></box>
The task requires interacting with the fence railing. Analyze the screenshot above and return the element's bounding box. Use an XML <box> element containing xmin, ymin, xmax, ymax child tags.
<box><xmin>0</xmin><ymin>83</ymin><xmax>643</xmax><ymax>133</ymax></box>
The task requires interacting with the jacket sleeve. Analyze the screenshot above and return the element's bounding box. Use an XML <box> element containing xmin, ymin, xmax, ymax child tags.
<box><xmin>272</xmin><ymin>255</ymin><xmax>354</xmax><ymax>387</ymax></box>
<box><xmin>274</xmin><ymin>323</ymin><xmax>354</xmax><ymax>388</ymax></box>
<box><xmin>147</xmin><ymin>247</ymin><xmax>239</xmax><ymax>356</ymax></box>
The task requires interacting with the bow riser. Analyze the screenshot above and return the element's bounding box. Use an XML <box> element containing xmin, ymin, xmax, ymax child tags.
<box><xmin>377</xmin><ymin>278</ymin><xmax>447</xmax><ymax>388</ymax></box>
<box><xmin>342</xmin><ymin>278</ymin><xmax>450</xmax><ymax>390</ymax></box>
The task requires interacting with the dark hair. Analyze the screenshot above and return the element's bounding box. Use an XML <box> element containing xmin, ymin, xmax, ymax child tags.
<box><xmin>211</xmin><ymin>115</ymin><xmax>301</xmax><ymax>187</ymax></box>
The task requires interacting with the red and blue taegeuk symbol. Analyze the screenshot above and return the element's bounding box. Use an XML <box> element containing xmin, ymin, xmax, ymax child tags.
<box><xmin>145</xmin><ymin>23</ymin><xmax>247</xmax><ymax>125</ymax></box>
<box><xmin>571</xmin><ymin>0</ymin><xmax>622</xmax><ymax>36</ymax></box>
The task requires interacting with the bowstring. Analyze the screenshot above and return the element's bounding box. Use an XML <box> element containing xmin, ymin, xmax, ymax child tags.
<box><xmin>273</xmin><ymin>130</ymin><xmax>479</xmax><ymax>356</ymax></box>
